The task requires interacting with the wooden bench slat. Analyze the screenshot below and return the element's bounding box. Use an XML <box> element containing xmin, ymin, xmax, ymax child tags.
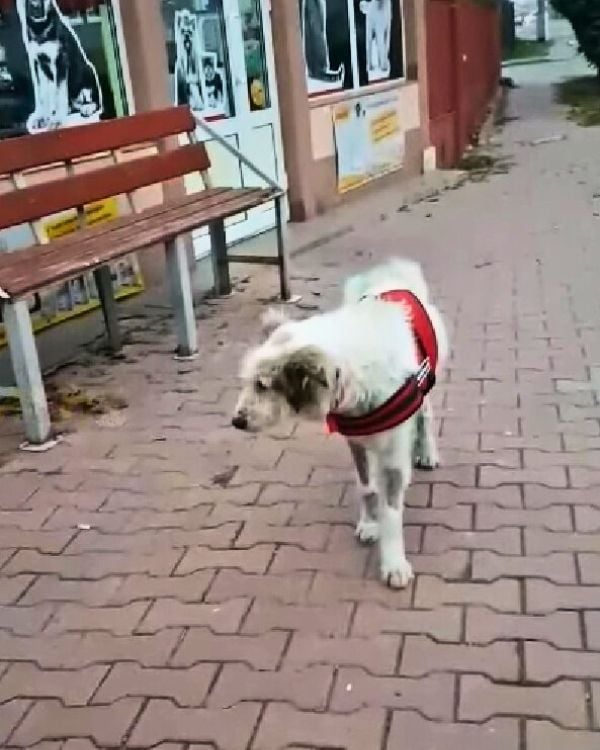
<box><xmin>0</xmin><ymin>188</ymin><xmax>232</xmax><ymax>273</ymax></box>
<box><xmin>0</xmin><ymin>106</ymin><xmax>197</xmax><ymax>175</ymax></box>
<box><xmin>0</xmin><ymin>144</ymin><xmax>211</xmax><ymax>230</ymax></box>
<box><xmin>0</xmin><ymin>187</ymin><xmax>277</xmax><ymax>298</ymax></box>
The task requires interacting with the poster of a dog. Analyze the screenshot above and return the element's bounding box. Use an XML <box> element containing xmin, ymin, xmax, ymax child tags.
<box><xmin>354</xmin><ymin>0</ymin><xmax>404</xmax><ymax>85</ymax></box>
<box><xmin>299</xmin><ymin>0</ymin><xmax>352</xmax><ymax>95</ymax></box>
<box><xmin>15</xmin><ymin>0</ymin><xmax>103</xmax><ymax>133</ymax></box>
<box><xmin>174</xmin><ymin>7</ymin><xmax>227</xmax><ymax>117</ymax></box>
<box><xmin>174</xmin><ymin>8</ymin><xmax>205</xmax><ymax>112</ymax></box>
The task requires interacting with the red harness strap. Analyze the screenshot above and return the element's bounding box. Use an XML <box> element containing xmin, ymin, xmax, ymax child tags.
<box><xmin>326</xmin><ymin>290</ymin><xmax>438</xmax><ymax>438</ymax></box>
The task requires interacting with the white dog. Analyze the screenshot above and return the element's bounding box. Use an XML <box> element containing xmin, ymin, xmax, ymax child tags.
<box><xmin>232</xmin><ymin>258</ymin><xmax>448</xmax><ymax>588</ymax></box>
<box><xmin>360</xmin><ymin>0</ymin><xmax>392</xmax><ymax>77</ymax></box>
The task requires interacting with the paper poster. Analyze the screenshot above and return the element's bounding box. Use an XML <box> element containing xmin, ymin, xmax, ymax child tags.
<box><xmin>173</xmin><ymin>3</ymin><xmax>229</xmax><ymax>118</ymax></box>
<box><xmin>333</xmin><ymin>90</ymin><xmax>404</xmax><ymax>193</ymax></box>
<box><xmin>299</xmin><ymin>0</ymin><xmax>352</xmax><ymax>95</ymax></box>
<box><xmin>15</xmin><ymin>0</ymin><xmax>103</xmax><ymax>133</ymax></box>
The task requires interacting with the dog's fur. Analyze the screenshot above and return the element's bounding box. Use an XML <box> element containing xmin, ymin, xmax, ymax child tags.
<box><xmin>233</xmin><ymin>258</ymin><xmax>448</xmax><ymax>588</ymax></box>
<box><xmin>17</xmin><ymin>0</ymin><xmax>102</xmax><ymax>132</ymax></box>
<box><xmin>175</xmin><ymin>9</ymin><xmax>204</xmax><ymax>111</ymax></box>
<box><xmin>300</xmin><ymin>0</ymin><xmax>344</xmax><ymax>85</ymax></box>
<box><xmin>359</xmin><ymin>0</ymin><xmax>392</xmax><ymax>76</ymax></box>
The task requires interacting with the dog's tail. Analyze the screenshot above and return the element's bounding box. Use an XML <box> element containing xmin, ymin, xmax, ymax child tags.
<box><xmin>343</xmin><ymin>257</ymin><xmax>429</xmax><ymax>304</ymax></box>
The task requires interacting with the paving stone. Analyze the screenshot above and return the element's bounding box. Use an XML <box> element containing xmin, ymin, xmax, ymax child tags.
<box><xmin>400</xmin><ymin>636</ymin><xmax>519</xmax><ymax>680</ymax></box>
<box><xmin>176</xmin><ymin>545</ymin><xmax>275</xmax><ymax>574</ymax></box>
<box><xmin>472</xmin><ymin>551</ymin><xmax>577</xmax><ymax>584</ymax></box>
<box><xmin>252</xmin><ymin>704</ymin><xmax>385</xmax><ymax>750</ymax></box>
<box><xmin>386</xmin><ymin>712</ymin><xmax>519</xmax><ymax>750</ymax></box>
<box><xmin>466</xmin><ymin>608</ymin><xmax>582</xmax><ymax>648</ymax></box>
<box><xmin>10</xmin><ymin>698</ymin><xmax>143</xmax><ymax>747</ymax></box>
<box><xmin>414</xmin><ymin>575</ymin><xmax>520</xmax><ymax>612</ymax></box>
<box><xmin>139</xmin><ymin>598</ymin><xmax>250</xmax><ymax>633</ymax></box>
<box><xmin>352</xmin><ymin>603</ymin><xmax>462</xmax><ymax>641</ymax></box>
<box><xmin>172</xmin><ymin>629</ymin><xmax>288</xmax><ymax>669</ymax></box>
<box><xmin>460</xmin><ymin>675</ymin><xmax>587</xmax><ymax>728</ymax></box>
<box><xmin>0</xmin><ymin>700</ymin><xmax>31</xmax><ymax>745</ymax></box>
<box><xmin>208</xmin><ymin>663</ymin><xmax>333</xmax><ymax>710</ymax></box>
<box><xmin>330</xmin><ymin>669</ymin><xmax>454</xmax><ymax>719</ymax></box>
<box><xmin>526</xmin><ymin>580</ymin><xmax>600</xmax><ymax>614</ymax></box>
<box><xmin>284</xmin><ymin>633</ymin><xmax>401</xmax><ymax>675</ymax></box>
<box><xmin>93</xmin><ymin>663</ymin><xmax>217</xmax><ymax>706</ymax></box>
<box><xmin>206</xmin><ymin>569</ymin><xmax>312</xmax><ymax>604</ymax></box>
<box><xmin>242</xmin><ymin>601</ymin><xmax>353</xmax><ymax>636</ymax></box>
<box><xmin>0</xmin><ymin>630</ymin><xmax>181</xmax><ymax>667</ymax></box>
<box><xmin>0</xmin><ymin>663</ymin><xmax>107</xmax><ymax>705</ymax></box>
<box><xmin>525</xmin><ymin>642</ymin><xmax>600</xmax><ymax>682</ymax></box>
<box><xmin>527</xmin><ymin>722</ymin><xmax>600</xmax><ymax>750</ymax></box>
<box><xmin>3</xmin><ymin>549</ymin><xmax>181</xmax><ymax>578</ymax></box>
<box><xmin>128</xmin><ymin>701</ymin><xmax>262</xmax><ymax>749</ymax></box>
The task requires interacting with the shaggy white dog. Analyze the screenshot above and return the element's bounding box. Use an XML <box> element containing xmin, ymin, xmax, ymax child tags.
<box><xmin>232</xmin><ymin>258</ymin><xmax>448</xmax><ymax>588</ymax></box>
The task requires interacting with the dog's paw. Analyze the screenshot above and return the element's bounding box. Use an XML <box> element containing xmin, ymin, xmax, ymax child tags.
<box><xmin>413</xmin><ymin>454</ymin><xmax>439</xmax><ymax>471</ymax></box>
<box><xmin>381</xmin><ymin>557</ymin><xmax>414</xmax><ymax>589</ymax></box>
<box><xmin>355</xmin><ymin>518</ymin><xmax>379</xmax><ymax>544</ymax></box>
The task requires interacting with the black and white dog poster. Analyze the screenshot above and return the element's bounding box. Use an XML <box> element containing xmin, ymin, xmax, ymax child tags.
<box><xmin>354</xmin><ymin>0</ymin><xmax>403</xmax><ymax>85</ymax></box>
<box><xmin>299</xmin><ymin>0</ymin><xmax>353</xmax><ymax>95</ymax></box>
<box><xmin>15</xmin><ymin>0</ymin><xmax>103</xmax><ymax>133</ymax></box>
<box><xmin>172</xmin><ymin>3</ymin><xmax>228</xmax><ymax>117</ymax></box>
<box><xmin>174</xmin><ymin>8</ymin><xmax>205</xmax><ymax>111</ymax></box>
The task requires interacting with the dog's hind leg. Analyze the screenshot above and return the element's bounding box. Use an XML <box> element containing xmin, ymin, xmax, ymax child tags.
<box><xmin>413</xmin><ymin>397</ymin><xmax>440</xmax><ymax>470</ymax></box>
<box><xmin>349</xmin><ymin>441</ymin><xmax>379</xmax><ymax>544</ymax></box>
<box><xmin>378</xmin><ymin>425</ymin><xmax>414</xmax><ymax>588</ymax></box>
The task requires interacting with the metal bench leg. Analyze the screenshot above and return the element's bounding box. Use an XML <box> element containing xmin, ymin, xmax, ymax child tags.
<box><xmin>94</xmin><ymin>265</ymin><xmax>122</xmax><ymax>353</ymax></box>
<box><xmin>275</xmin><ymin>195</ymin><xmax>291</xmax><ymax>301</ymax></box>
<box><xmin>209</xmin><ymin>219</ymin><xmax>231</xmax><ymax>296</ymax></box>
<box><xmin>4</xmin><ymin>300</ymin><xmax>52</xmax><ymax>447</ymax></box>
<box><xmin>165</xmin><ymin>235</ymin><xmax>198</xmax><ymax>359</ymax></box>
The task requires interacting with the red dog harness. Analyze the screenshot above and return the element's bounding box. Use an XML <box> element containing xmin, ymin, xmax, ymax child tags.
<box><xmin>326</xmin><ymin>290</ymin><xmax>438</xmax><ymax>437</ymax></box>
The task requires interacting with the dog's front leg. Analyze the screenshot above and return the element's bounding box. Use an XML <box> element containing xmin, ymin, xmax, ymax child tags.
<box><xmin>349</xmin><ymin>441</ymin><xmax>379</xmax><ymax>543</ymax></box>
<box><xmin>413</xmin><ymin>397</ymin><xmax>440</xmax><ymax>470</ymax></box>
<box><xmin>378</xmin><ymin>425</ymin><xmax>414</xmax><ymax>588</ymax></box>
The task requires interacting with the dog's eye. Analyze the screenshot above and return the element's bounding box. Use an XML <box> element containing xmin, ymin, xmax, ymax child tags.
<box><xmin>255</xmin><ymin>380</ymin><xmax>268</xmax><ymax>393</ymax></box>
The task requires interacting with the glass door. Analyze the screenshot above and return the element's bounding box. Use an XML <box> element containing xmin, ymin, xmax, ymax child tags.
<box><xmin>160</xmin><ymin>0</ymin><xmax>285</xmax><ymax>258</ymax></box>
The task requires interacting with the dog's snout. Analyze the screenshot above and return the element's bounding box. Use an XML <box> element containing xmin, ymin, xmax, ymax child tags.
<box><xmin>232</xmin><ymin>412</ymin><xmax>249</xmax><ymax>431</ymax></box>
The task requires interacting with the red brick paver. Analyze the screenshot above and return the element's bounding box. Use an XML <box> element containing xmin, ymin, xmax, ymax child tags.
<box><xmin>2</xmin><ymin>74</ymin><xmax>600</xmax><ymax>749</ymax></box>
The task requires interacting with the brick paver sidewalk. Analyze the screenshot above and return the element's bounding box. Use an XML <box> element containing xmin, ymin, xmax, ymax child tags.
<box><xmin>1</xmin><ymin>80</ymin><xmax>600</xmax><ymax>748</ymax></box>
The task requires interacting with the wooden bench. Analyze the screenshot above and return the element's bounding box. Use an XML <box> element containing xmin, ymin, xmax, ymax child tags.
<box><xmin>0</xmin><ymin>105</ymin><xmax>291</xmax><ymax>449</ymax></box>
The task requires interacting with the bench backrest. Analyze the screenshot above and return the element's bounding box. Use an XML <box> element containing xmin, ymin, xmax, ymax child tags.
<box><xmin>0</xmin><ymin>106</ymin><xmax>210</xmax><ymax>232</ymax></box>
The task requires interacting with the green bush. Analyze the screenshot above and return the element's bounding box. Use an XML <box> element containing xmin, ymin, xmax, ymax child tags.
<box><xmin>551</xmin><ymin>0</ymin><xmax>600</xmax><ymax>76</ymax></box>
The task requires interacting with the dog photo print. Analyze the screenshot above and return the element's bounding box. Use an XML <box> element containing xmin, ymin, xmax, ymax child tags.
<box><xmin>0</xmin><ymin>0</ymin><xmax>123</xmax><ymax>138</ymax></box>
<box><xmin>165</xmin><ymin>0</ymin><xmax>231</xmax><ymax>118</ymax></box>
<box><xmin>353</xmin><ymin>0</ymin><xmax>404</xmax><ymax>85</ymax></box>
<box><xmin>300</xmin><ymin>0</ymin><xmax>353</xmax><ymax>95</ymax></box>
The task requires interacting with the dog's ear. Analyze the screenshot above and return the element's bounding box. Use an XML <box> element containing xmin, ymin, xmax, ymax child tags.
<box><xmin>276</xmin><ymin>346</ymin><xmax>329</xmax><ymax>413</ymax></box>
<box><xmin>261</xmin><ymin>307</ymin><xmax>290</xmax><ymax>339</ymax></box>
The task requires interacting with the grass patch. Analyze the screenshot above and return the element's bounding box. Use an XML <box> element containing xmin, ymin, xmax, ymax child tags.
<box><xmin>557</xmin><ymin>76</ymin><xmax>600</xmax><ymax>127</ymax></box>
<box><xmin>504</xmin><ymin>39</ymin><xmax>552</xmax><ymax>62</ymax></box>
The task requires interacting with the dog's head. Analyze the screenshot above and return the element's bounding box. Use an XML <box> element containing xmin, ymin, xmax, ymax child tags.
<box><xmin>23</xmin><ymin>0</ymin><xmax>53</xmax><ymax>21</ymax></box>
<box><xmin>232</xmin><ymin>310</ymin><xmax>334</xmax><ymax>432</ymax></box>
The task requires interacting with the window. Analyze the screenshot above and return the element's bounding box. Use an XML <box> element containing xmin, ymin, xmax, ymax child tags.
<box><xmin>0</xmin><ymin>0</ymin><xmax>127</xmax><ymax>139</ymax></box>
<box><xmin>299</xmin><ymin>0</ymin><xmax>405</xmax><ymax>97</ymax></box>
<box><xmin>161</xmin><ymin>0</ymin><xmax>234</xmax><ymax>119</ymax></box>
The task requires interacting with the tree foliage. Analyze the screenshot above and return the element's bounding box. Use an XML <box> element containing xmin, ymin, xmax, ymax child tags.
<box><xmin>551</xmin><ymin>0</ymin><xmax>600</xmax><ymax>76</ymax></box>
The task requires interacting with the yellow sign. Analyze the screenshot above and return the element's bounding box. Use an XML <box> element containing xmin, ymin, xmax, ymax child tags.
<box><xmin>43</xmin><ymin>196</ymin><xmax>119</xmax><ymax>240</ymax></box>
<box><xmin>333</xmin><ymin>92</ymin><xmax>405</xmax><ymax>194</ymax></box>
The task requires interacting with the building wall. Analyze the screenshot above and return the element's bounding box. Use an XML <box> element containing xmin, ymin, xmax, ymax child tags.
<box><xmin>308</xmin><ymin>81</ymin><xmax>423</xmax><ymax>212</ymax></box>
<box><xmin>427</xmin><ymin>0</ymin><xmax>501</xmax><ymax>167</ymax></box>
